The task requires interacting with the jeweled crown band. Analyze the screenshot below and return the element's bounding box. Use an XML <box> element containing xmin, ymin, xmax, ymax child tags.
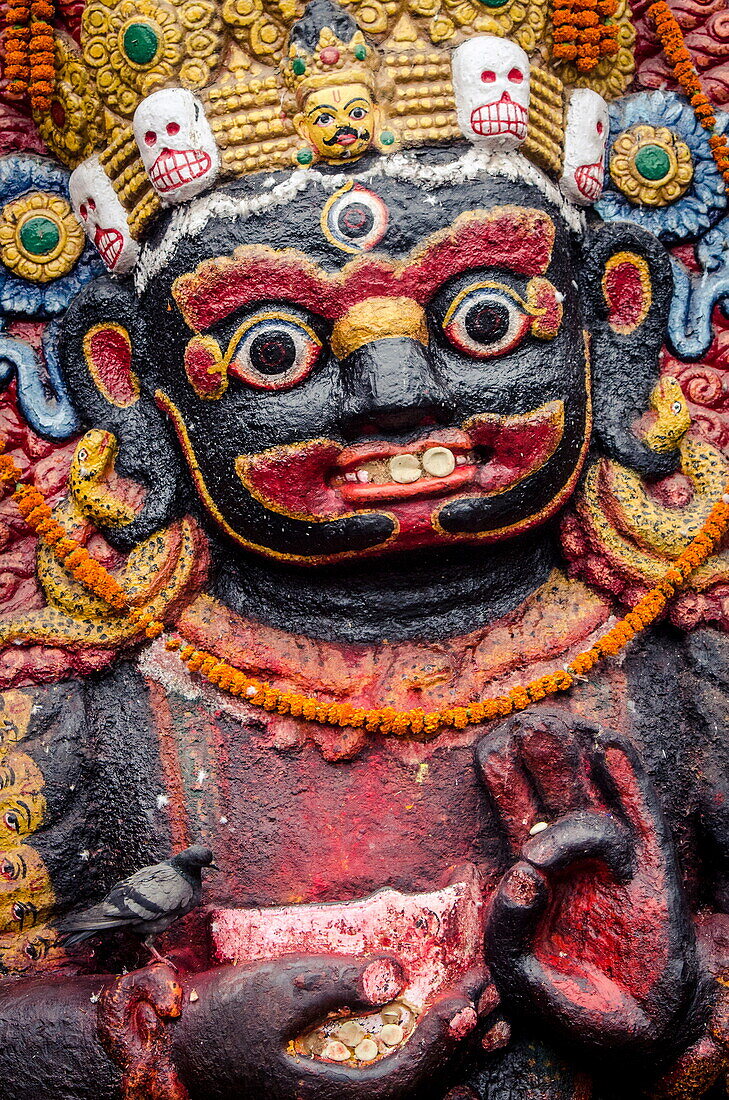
<box><xmin>27</xmin><ymin>0</ymin><xmax>636</xmax><ymax>268</ymax></box>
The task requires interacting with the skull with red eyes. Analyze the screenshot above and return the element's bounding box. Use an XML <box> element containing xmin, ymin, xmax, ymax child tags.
<box><xmin>452</xmin><ymin>36</ymin><xmax>531</xmax><ymax>149</ymax></box>
<box><xmin>559</xmin><ymin>89</ymin><xmax>610</xmax><ymax>205</ymax></box>
<box><xmin>69</xmin><ymin>156</ymin><xmax>140</xmax><ymax>274</ymax></box>
<box><xmin>133</xmin><ymin>88</ymin><xmax>220</xmax><ymax>204</ymax></box>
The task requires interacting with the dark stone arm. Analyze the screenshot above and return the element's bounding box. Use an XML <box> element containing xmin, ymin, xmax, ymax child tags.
<box><xmin>0</xmin><ymin>973</ymin><xmax>121</xmax><ymax>1099</ymax></box>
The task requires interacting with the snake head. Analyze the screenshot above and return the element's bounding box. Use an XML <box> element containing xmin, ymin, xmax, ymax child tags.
<box><xmin>72</xmin><ymin>429</ymin><xmax>118</xmax><ymax>484</ymax></box>
<box><xmin>639</xmin><ymin>377</ymin><xmax>691</xmax><ymax>454</ymax></box>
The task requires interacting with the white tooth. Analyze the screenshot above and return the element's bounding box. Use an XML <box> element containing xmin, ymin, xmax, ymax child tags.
<box><xmin>455</xmin><ymin>455</ymin><xmax>467</xmax><ymax>466</ymax></box>
<box><xmin>422</xmin><ymin>446</ymin><xmax>455</xmax><ymax>478</ymax></box>
<box><xmin>345</xmin><ymin>471</ymin><xmax>358</xmax><ymax>482</ymax></box>
<box><xmin>389</xmin><ymin>454</ymin><xmax>421</xmax><ymax>484</ymax></box>
<box><xmin>356</xmin><ymin>469</ymin><xmax>370</xmax><ymax>483</ymax></box>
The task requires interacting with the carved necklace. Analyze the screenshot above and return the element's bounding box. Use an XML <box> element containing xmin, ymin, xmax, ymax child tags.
<box><xmin>3</xmin><ymin>437</ymin><xmax>729</xmax><ymax>739</ymax></box>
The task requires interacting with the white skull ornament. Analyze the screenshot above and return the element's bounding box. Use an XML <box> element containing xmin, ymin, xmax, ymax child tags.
<box><xmin>133</xmin><ymin>89</ymin><xmax>220</xmax><ymax>204</ymax></box>
<box><xmin>452</xmin><ymin>36</ymin><xmax>531</xmax><ymax>150</ymax></box>
<box><xmin>69</xmin><ymin>156</ymin><xmax>139</xmax><ymax>274</ymax></box>
<box><xmin>559</xmin><ymin>89</ymin><xmax>609</xmax><ymax>205</ymax></box>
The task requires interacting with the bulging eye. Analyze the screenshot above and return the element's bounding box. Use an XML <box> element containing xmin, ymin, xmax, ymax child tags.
<box><xmin>442</xmin><ymin>283</ymin><xmax>532</xmax><ymax>359</ymax></box>
<box><xmin>315</xmin><ymin>112</ymin><xmax>334</xmax><ymax>127</ymax></box>
<box><xmin>227</xmin><ymin>312</ymin><xmax>322</xmax><ymax>391</ymax></box>
<box><xmin>349</xmin><ymin>106</ymin><xmax>367</xmax><ymax>120</ymax></box>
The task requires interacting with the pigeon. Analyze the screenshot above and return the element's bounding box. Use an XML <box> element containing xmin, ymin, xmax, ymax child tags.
<box><xmin>56</xmin><ymin>845</ymin><xmax>218</xmax><ymax>962</ymax></box>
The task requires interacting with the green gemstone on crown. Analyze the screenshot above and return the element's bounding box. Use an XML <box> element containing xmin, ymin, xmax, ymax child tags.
<box><xmin>123</xmin><ymin>22</ymin><xmax>160</xmax><ymax>66</ymax></box>
<box><xmin>292</xmin><ymin>57</ymin><xmax>306</xmax><ymax>76</ymax></box>
<box><xmin>634</xmin><ymin>144</ymin><xmax>671</xmax><ymax>182</ymax></box>
<box><xmin>353</xmin><ymin>43</ymin><xmax>367</xmax><ymax>60</ymax></box>
<box><xmin>476</xmin><ymin>0</ymin><xmax>509</xmax><ymax>8</ymax></box>
<box><xmin>380</xmin><ymin>130</ymin><xmax>395</xmax><ymax>146</ymax></box>
<box><xmin>296</xmin><ymin>148</ymin><xmax>314</xmax><ymax>164</ymax></box>
<box><xmin>19</xmin><ymin>216</ymin><xmax>60</xmax><ymax>257</ymax></box>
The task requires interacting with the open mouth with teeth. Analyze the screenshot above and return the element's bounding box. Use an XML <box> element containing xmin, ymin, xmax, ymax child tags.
<box><xmin>149</xmin><ymin>148</ymin><xmax>212</xmax><ymax>193</ymax></box>
<box><xmin>94</xmin><ymin>226</ymin><xmax>124</xmax><ymax>269</ymax></box>
<box><xmin>574</xmin><ymin>162</ymin><xmax>605</xmax><ymax>201</ymax></box>
<box><xmin>236</xmin><ymin>400</ymin><xmax>565</xmax><ymax>541</ymax></box>
<box><xmin>470</xmin><ymin>96</ymin><xmax>528</xmax><ymax>139</ymax></box>
<box><xmin>333</xmin><ymin>435</ymin><xmax>478</xmax><ymax>505</ymax></box>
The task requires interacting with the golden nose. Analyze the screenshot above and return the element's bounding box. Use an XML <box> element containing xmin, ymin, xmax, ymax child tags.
<box><xmin>330</xmin><ymin>297</ymin><xmax>429</xmax><ymax>360</ymax></box>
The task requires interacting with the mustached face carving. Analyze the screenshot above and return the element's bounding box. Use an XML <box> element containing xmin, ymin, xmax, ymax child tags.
<box><xmin>133</xmin><ymin>88</ymin><xmax>220</xmax><ymax>203</ymax></box>
<box><xmin>452</xmin><ymin>36</ymin><xmax>531</xmax><ymax>150</ymax></box>
<box><xmin>560</xmin><ymin>89</ymin><xmax>610</xmax><ymax>205</ymax></box>
<box><xmin>69</xmin><ymin>156</ymin><xmax>139</xmax><ymax>274</ymax></box>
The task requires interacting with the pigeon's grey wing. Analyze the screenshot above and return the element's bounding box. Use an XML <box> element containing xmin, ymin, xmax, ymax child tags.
<box><xmin>57</xmin><ymin>863</ymin><xmax>196</xmax><ymax>945</ymax></box>
<box><xmin>109</xmin><ymin>862</ymin><xmax>195</xmax><ymax>920</ymax></box>
<box><xmin>57</xmin><ymin>902</ymin><xmax>138</xmax><ymax>934</ymax></box>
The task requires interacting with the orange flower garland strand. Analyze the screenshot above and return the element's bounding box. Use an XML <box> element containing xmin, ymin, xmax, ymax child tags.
<box><xmin>0</xmin><ymin>441</ymin><xmax>130</xmax><ymax>613</ymax></box>
<box><xmin>164</xmin><ymin>485</ymin><xmax>729</xmax><ymax>738</ymax></box>
<box><xmin>3</xmin><ymin>435</ymin><xmax>729</xmax><ymax>738</ymax></box>
<box><xmin>552</xmin><ymin>0</ymin><xmax>619</xmax><ymax>73</ymax></box>
<box><xmin>3</xmin><ymin>0</ymin><xmax>31</xmax><ymax>101</ymax></box>
<box><xmin>28</xmin><ymin>0</ymin><xmax>54</xmax><ymax>113</ymax></box>
<box><xmin>648</xmin><ymin>1</ymin><xmax>729</xmax><ymax>191</ymax></box>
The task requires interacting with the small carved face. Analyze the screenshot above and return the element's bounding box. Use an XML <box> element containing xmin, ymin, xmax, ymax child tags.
<box><xmin>133</xmin><ymin>88</ymin><xmax>220</xmax><ymax>203</ymax></box>
<box><xmin>560</xmin><ymin>90</ymin><xmax>610</xmax><ymax>205</ymax></box>
<box><xmin>69</xmin><ymin>157</ymin><xmax>139</xmax><ymax>274</ymax></box>
<box><xmin>295</xmin><ymin>82</ymin><xmax>378</xmax><ymax>163</ymax></box>
<box><xmin>452</xmin><ymin>36</ymin><xmax>530</xmax><ymax>149</ymax></box>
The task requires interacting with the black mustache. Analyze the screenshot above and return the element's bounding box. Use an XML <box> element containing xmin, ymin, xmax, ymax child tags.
<box><xmin>323</xmin><ymin>126</ymin><xmax>370</xmax><ymax>146</ymax></box>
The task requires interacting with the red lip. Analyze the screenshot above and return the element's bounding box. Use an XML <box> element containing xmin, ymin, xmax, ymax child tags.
<box><xmin>336</xmin><ymin>133</ymin><xmax>358</xmax><ymax>146</ymax></box>
<box><xmin>235</xmin><ymin>401</ymin><xmax>565</xmax><ymax>541</ymax></box>
<box><xmin>339</xmin><ymin>467</ymin><xmax>476</xmax><ymax>504</ymax></box>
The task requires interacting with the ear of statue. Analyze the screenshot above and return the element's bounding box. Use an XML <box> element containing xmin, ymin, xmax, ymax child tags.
<box><xmin>59</xmin><ymin>276</ymin><xmax>185</xmax><ymax>551</ymax></box>
<box><xmin>580</xmin><ymin>222</ymin><xmax>676</xmax><ymax>480</ymax></box>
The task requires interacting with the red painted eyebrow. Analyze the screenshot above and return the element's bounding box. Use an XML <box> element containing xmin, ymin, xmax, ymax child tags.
<box><xmin>173</xmin><ymin>206</ymin><xmax>556</xmax><ymax>332</ymax></box>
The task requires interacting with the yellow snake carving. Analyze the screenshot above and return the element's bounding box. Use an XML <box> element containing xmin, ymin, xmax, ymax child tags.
<box><xmin>57</xmin><ymin>429</ymin><xmax>137</xmax><ymax>532</ymax></box>
<box><xmin>0</xmin><ymin>430</ymin><xmax>206</xmax><ymax>649</ymax></box>
<box><xmin>578</xmin><ymin>377</ymin><xmax>729</xmax><ymax>588</ymax></box>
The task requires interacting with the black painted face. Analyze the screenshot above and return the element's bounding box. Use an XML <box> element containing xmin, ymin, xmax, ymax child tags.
<box><xmin>138</xmin><ymin>170</ymin><xmax>590</xmax><ymax>564</ymax></box>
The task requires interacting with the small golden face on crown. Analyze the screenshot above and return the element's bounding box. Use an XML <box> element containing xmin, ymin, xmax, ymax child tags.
<box><xmin>283</xmin><ymin>25</ymin><xmax>394</xmax><ymax>166</ymax></box>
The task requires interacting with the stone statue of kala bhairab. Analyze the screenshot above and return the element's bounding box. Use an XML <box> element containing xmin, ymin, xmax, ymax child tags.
<box><xmin>0</xmin><ymin>0</ymin><xmax>728</xmax><ymax>1093</ymax></box>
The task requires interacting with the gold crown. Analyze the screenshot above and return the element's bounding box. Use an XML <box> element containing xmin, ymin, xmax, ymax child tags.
<box><xmin>32</xmin><ymin>0</ymin><xmax>637</xmax><ymax>242</ymax></box>
<box><xmin>282</xmin><ymin>26</ymin><xmax>378</xmax><ymax>101</ymax></box>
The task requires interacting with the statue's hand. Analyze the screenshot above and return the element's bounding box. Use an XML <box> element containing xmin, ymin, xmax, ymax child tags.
<box><xmin>478</xmin><ymin>710</ymin><xmax>706</xmax><ymax>1061</ymax></box>
<box><xmin>173</xmin><ymin>954</ymin><xmax>487</xmax><ymax>1099</ymax></box>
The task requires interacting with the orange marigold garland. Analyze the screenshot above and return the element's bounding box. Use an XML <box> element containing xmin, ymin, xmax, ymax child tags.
<box><xmin>552</xmin><ymin>0</ymin><xmax>619</xmax><ymax>73</ymax></box>
<box><xmin>648</xmin><ymin>1</ymin><xmax>729</xmax><ymax>191</ymax></box>
<box><xmin>164</xmin><ymin>485</ymin><xmax>729</xmax><ymax>737</ymax></box>
<box><xmin>0</xmin><ymin>440</ymin><xmax>129</xmax><ymax>612</ymax></box>
<box><xmin>3</xmin><ymin>0</ymin><xmax>31</xmax><ymax>101</ymax></box>
<box><xmin>28</xmin><ymin>0</ymin><xmax>54</xmax><ymax>113</ymax></box>
<box><xmin>3</xmin><ymin>435</ymin><xmax>729</xmax><ymax>738</ymax></box>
